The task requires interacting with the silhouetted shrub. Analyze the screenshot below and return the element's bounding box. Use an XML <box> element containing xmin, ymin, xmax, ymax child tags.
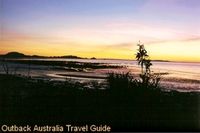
<box><xmin>1</xmin><ymin>59</ymin><xmax>10</xmax><ymax>75</ymax></box>
<box><xmin>107</xmin><ymin>72</ymin><xmax>133</xmax><ymax>90</ymax></box>
<box><xmin>107</xmin><ymin>72</ymin><xmax>161</xmax><ymax>94</ymax></box>
<box><xmin>135</xmin><ymin>73</ymin><xmax>160</xmax><ymax>89</ymax></box>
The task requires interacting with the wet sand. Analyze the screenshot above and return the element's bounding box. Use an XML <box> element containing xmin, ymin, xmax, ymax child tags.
<box><xmin>0</xmin><ymin>60</ymin><xmax>200</xmax><ymax>92</ymax></box>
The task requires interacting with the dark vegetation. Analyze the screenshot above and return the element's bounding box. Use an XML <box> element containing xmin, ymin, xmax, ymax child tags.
<box><xmin>0</xmin><ymin>74</ymin><xmax>199</xmax><ymax>131</ymax></box>
<box><xmin>0</xmin><ymin>44</ymin><xmax>199</xmax><ymax>131</ymax></box>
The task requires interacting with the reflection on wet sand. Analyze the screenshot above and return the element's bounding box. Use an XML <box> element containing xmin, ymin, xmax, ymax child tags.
<box><xmin>0</xmin><ymin>59</ymin><xmax>200</xmax><ymax>92</ymax></box>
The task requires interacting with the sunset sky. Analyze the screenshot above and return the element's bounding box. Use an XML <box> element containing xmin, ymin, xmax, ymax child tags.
<box><xmin>1</xmin><ymin>0</ymin><xmax>200</xmax><ymax>62</ymax></box>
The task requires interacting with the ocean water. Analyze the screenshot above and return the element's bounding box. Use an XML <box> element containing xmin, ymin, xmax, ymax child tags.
<box><xmin>23</xmin><ymin>58</ymin><xmax>200</xmax><ymax>76</ymax></box>
<box><xmin>0</xmin><ymin>58</ymin><xmax>200</xmax><ymax>92</ymax></box>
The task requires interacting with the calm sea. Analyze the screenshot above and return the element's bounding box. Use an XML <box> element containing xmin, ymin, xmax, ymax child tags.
<box><xmin>31</xmin><ymin>58</ymin><xmax>200</xmax><ymax>80</ymax></box>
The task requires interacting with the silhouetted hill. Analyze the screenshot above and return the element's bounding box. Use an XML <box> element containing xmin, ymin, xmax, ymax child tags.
<box><xmin>0</xmin><ymin>52</ymin><xmax>27</xmax><ymax>58</ymax></box>
<box><xmin>0</xmin><ymin>52</ymin><xmax>84</xmax><ymax>59</ymax></box>
<box><xmin>52</xmin><ymin>55</ymin><xmax>83</xmax><ymax>59</ymax></box>
<box><xmin>91</xmin><ymin>57</ymin><xmax>96</xmax><ymax>59</ymax></box>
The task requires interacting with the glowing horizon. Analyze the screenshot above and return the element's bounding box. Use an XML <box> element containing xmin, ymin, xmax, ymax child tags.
<box><xmin>1</xmin><ymin>0</ymin><xmax>200</xmax><ymax>62</ymax></box>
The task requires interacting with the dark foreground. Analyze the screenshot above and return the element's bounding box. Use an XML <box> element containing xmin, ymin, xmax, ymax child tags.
<box><xmin>0</xmin><ymin>74</ymin><xmax>200</xmax><ymax>132</ymax></box>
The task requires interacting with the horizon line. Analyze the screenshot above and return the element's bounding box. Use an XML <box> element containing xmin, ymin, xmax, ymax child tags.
<box><xmin>1</xmin><ymin>51</ymin><xmax>200</xmax><ymax>63</ymax></box>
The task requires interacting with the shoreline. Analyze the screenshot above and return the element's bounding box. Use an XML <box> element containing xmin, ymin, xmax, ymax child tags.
<box><xmin>0</xmin><ymin>60</ymin><xmax>199</xmax><ymax>92</ymax></box>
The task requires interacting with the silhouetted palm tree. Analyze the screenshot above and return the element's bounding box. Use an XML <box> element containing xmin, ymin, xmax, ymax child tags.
<box><xmin>144</xmin><ymin>59</ymin><xmax>152</xmax><ymax>73</ymax></box>
<box><xmin>136</xmin><ymin>41</ymin><xmax>148</xmax><ymax>74</ymax></box>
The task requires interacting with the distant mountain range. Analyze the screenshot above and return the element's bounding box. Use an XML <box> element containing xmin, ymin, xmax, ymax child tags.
<box><xmin>0</xmin><ymin>52</ymin><xmax>85</xmax><ymax>59</ymax></box>
<box><xmin>0</xmin><ymin>52</ymin><xmax>169</xmax><ymax>62</ymax></box>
